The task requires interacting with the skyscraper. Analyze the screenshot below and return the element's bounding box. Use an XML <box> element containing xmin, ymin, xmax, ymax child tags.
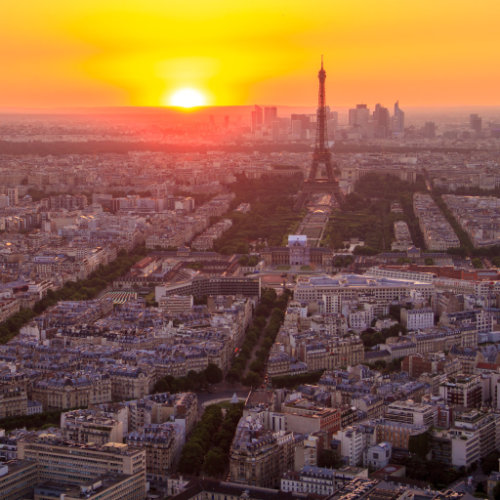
<box><xmin>264</xmin><ymin>106</ymin><xmax>278</xmax><ymax>127</ymax></box>
<box><xmin>348</xmin><ymin>104</ymin><xmax>371</xmax><ymax>138</ymax></box>
<box><xmin>373</xmin><ymin>103</ymin><xmax>391</xmax><ymax>138</ymax></box>
<box><xmin>392</xmin><ymin>101</ymin><xmax>405</xmax><ymax>136</ymax></box>
<box><xmin>470</xmin><ymin>114</ymin><xmax>482</xmax><ymax>133</ymax></box>
<box><xmin>348</xmin><ymin>104</ymin><xmax>370</xmax><ymax>128</ymax></box>
<box><xmin>251</xmin><ymin>105</ymin><xmax>263</xmax><ymax>133</ymax></box>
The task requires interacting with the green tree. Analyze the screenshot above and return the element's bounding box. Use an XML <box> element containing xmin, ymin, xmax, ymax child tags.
<box><xmin>472</xmin><ymin>257</ymin><xmax>483</xmax><ymax>269</ymax></box>
<box><xmin>205</xmin><ymin>363</ymin><xmax>223</xmax><ymax>384</ymax></box>
<box><xmin>243</xmin><ymin>371</ymin><xmax>261</xmax><ymax>387</ymax></box>
<box><xmin>178</xmin><ymin>442</ymin><xmax>205</xmax><ymax>474</ymax></box>
<box><xmin>203</xmin><ymin>447</ymin><xmax>226</xmax><ymax>476</ymax></box>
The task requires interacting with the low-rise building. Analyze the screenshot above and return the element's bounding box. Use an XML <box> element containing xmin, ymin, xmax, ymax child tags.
<box><xmin>364</xmin><ymin>442</ymin><xmax>392</xmax><ymax>470</ymax></box>
<box><xmin>281</xmin><ymin>465</ymin><xmax>336</xmax><ymax>496</ymax></box>
<box><xmin>17</xmin><ymin>436</ymin><xmax>146</xmax><ymax>497</ymax></box>
<box><xmin>0</xmin><ymin>460</ymin><xmax>38</xmax><ymax>500</ymax></box>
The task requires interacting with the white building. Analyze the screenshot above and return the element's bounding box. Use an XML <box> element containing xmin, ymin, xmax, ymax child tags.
<box><xmin>281</xmin><ymin>466</ymin><xmax>336</xmax><ymax>496</ymax></box>
<box><xmin>281</xmin><ymin>465</ymin><xmax>368</xmax><ymax>496</ymax></box>
<box><xmin>384</xmin><ymin>401</ymin><xmax>436</xmax><ymax>428</ymax></box>
<box><xmin>401</xmin><ymin>308</ymin><xmax>434</xmax><ymax>330</ymax></box>
<box><xmin>337</xmin><ymin>426</ymin><xmax>365</xmax><ymax>466</ymax></box>
<box><xmin>364</xmin><ymin>442</ymin><xmax>392</xmax><ymax>470</ymax></box>
<box><xmin>450</xmin><ymin>428</ymin><xmax>480</xmax><ymax>468</ymax></box>
<box><xmin>295</xmin><ymin>274</ymin><xmax>435</xmax><ymax>305</ymax></box>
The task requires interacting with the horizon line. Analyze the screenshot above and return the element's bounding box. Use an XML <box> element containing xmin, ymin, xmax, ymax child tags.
<box><xmin>2</xmin><ymin>104</ymin><xmax>500</xmax><ymax>115</ymax></box>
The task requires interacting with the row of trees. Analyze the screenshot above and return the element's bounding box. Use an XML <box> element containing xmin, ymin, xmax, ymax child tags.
<box><xmin>226</xmin><ymin>288</ymin><xmax>291</xmax><ymax>386</ymax></box>
<box><xmin>367</xmin><ymin>358</ymin><xmax>402</xmax><ymax>374</ymax></box>
<box><xmin>399</xmin><ymin>454</ymin><xmax>462</xmax><ymax>489</ymax></box>
<box><xmin>431</xmin><ymin>193</ymin><xmax>475</xmax><ymax>255</ymax></box>
<box><xmin>322</xmin><ymin>173</ymin><xmax>426</xmax><ymax>252</ymax></box>
<box><xmin>178</xmin><ymin>402</ymin><xmax>243</xmax><ymax>476</ymax></box>
<box><xmin>332</xmin><ymin>255</ymin><xmax>354</xmax><ymax>269</ymax></box>
<box><xmin>434</xmin><ymin>185</ymin><xmax>500</xmax><ymax>198</ymax></box>
<box><xmin>153</xmin><ymin>364</ymin><xmax>223</xmax><ymax>393</ymax></box>
<box><xmin>271</xmin><ymin>370</ymin><xmax>324</xmax><ymax>389</ymax></box>
<box><xmin>432</xmin><ymin>193</ymin><xmax>500</xmax><ymax>263</ymax></box>
<box><xmin>0</xmin><ymin>409</ymin><xmax>62</xmax><ymax>431</ymax></box>
<box><xmin>360</xmin><ymin>324</ymin><xmax>407</xmax><ymax>349</ymax></box>
<box><xmin>0</xmin><ymin>245</ymin><xmax>148</xmax><ymax>344</ymax></box>
<box><xmin>238</xmin><ymin>254</ymin><xmax>259</xmax><ymax>267</ymax></box>
<box><xmin>213</xmin><ymin>174</ymin><xmax>303</xmax><ymax>254</ymax></box>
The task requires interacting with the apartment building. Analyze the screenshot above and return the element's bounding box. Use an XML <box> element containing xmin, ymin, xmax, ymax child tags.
<box><xmin>61</xmin><ymin>409</ymin><xmax>124</xmax><ymax>445</ymax></box>
<box><xmin>384</xmin><ymin>400</ymin><xmax>436</xmax><ymax>427</ymax></box>
<box><xmin>0</xmin><ymin>387</ymin><xmax>28</xmax><ymax>418</ymax></box>
<box><xmin>229</xmin><ymin>415</ymin><xmax>295</xmax><ymax>488</ymax></box>
<box><xmin>158</xmin><ymin>294</ymin><xmax>194</xmax><ymax>315</ymax></box>
<box><xmin>109</xmin><ymin>368</ymin><xmax>150</xmax><ymax>402</ymax></box>
<box><xmin>156</xmin><ymin>276</ymin><xmax>261</xmax><ymax>300</ymax></box>
<box><xmin>32</xmin><ymin>472</ymin><xmax>146</xmax><ymax>500</ymax></box>
<box><xmin>413</xmin><ymin>193</ymin><xmax>460</xmax><ymax>251</ymax></box>
<box><xmin>439</xmin><ymin>375</ymin><xmax>482</xmax><ymax>409</ymax></box>
<box><xmin>295</xmin><ymin>274</ymin><xmax>434</xmax><ymax>304</ymax></box>
<box><xmin>0</xmin><ymin>298</ymin><xmax>21</xmax><ymax>323</ymax></box>
<box><xmin>126</xmin><ymin>423</ymin><xmax>180</xmax><ymax>481</ymax></box>
<box><xmin>126</xmin><ymin>392</ymin><xmax>198</xmax><ymax>435</ymax></box>
<box><xmin>337</xmin><ymin>426</ymin><xmax>366</xmax><ymax>466</ymax></box>
<box><xmin>374</xmin><ymin>419</ymin><xmax>428</xmax><ymax>450</ymax></box>
<box><xmin>31</xmin><ymin>374</ymin><xmax>112</xmax><ymax>410</ymax></box>
<box><xmin>16</xmin><ymin>437</ymin><xmax>146</xmax><ymax>498</ymax></box>
<box><xmin>281</xmin><ymin>466</ymin><xmax>337</xmax><ymax>496</ymax></box>
<box><xmin>281</xmin><ymin>400</ymin><xmax>341</xmax><ymax>436</ymax></box>
<box><xmin>453</xmin><ymin>410</ymin><xmax>499</xmax><ymax>459</ymax></box>
<box><xmin>450</xmin><ymin>428</ymin><xmax>480</xmax><ymax>468</ymax></box>
<box><xmin>401</xmin><ymin>308</ymin><xmax>434</xmax><ymax>330</ymax></box>
<box><xmin>0</xmin><ymin>461</ymin><xmax>38</xmax><ymax>500</ymax></box>
<box><xmin>298</xmin><ymin>336</ymin><xmax>364</xmax><ymax>371</ymax></box>
<box><xmin>364</xmin><ymin>442</ymin><xmax>392</xmax><ymax>470</ymax></box>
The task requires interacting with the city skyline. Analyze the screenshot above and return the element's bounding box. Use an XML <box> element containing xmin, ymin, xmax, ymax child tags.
<box><xmin>2</xmin><ymin>2</ymin><xmax>500</xmax><ymax>498</ymax></box>
<box><xmin>2</xmin><ymin>1</ymin><xmax>500</xmax><ymax>109</ymax></box>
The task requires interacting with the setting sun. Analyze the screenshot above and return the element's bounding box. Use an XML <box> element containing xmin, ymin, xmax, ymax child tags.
<box><xmin>168</xmin><ymin>88</ymin><xmax>206</xmax><ymax>108</ymax></box>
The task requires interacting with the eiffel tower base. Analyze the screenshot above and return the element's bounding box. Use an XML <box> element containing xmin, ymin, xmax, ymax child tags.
<box><xmin>294</xmin><ymin>180</ymin><xmax>343</xmax><ymax>210</ymax></box>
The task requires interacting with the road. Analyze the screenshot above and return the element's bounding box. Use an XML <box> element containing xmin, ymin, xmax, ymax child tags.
<box><xmin>295</xmin><ymin>193</ymin><xmax>335</xmax><ymax>247</ymax></box>
<box><xmin>196</xmin><ymin>384</ymin><xmax>251</xmax><ymax>415</ymax></box>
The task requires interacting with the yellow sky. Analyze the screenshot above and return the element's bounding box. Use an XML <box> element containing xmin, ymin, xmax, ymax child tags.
<box><xmin>1</xmin><ymin>0</ymin><xmax>500</xmax><ymax>109</ymax></box>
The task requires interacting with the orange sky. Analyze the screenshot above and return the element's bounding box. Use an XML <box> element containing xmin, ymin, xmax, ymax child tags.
<box><xmin>1</xmin><ymin>0</ymin><xmax>500</xmax><ymax>109</ymax></box>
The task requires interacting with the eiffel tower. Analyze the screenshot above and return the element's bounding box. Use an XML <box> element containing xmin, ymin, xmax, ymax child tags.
<box><xmin>297</xmin><ymin>57</ymin><xmax>342</xmax><ymax>206</ymax></box>
<box><xmin>309</xmin><ymin>56</ymin><xmax>334</xmax><ymax>183</ymax></box>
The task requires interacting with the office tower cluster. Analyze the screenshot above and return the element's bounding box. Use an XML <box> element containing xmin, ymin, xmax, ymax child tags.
<box><xmin>251</xmin><ymin>105</ymin><xmax>338</xmax><ymax>142</ymax></box>
<box><xmin>251</xmin><ymin>105</ymin><xmax>279</xmax><ymax>136</ymax></box>
<box><xmin>348</xmin><ymin>101</ymin><xmax>405</xmax><ymax>139</ymax></box>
